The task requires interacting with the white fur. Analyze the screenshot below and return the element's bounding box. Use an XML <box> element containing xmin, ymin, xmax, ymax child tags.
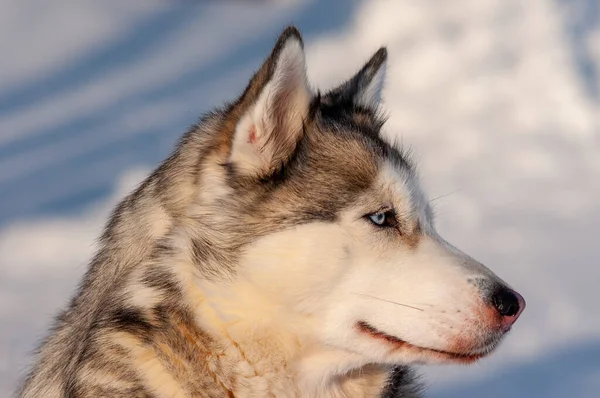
<box><xmin>357</xmin><ymin>60</ymin><xmax>387</xmax><ymax>107</ymax></box>
<box><xmin>124</xmin><ymin>282</ymin><xmax>164</xmax><ymax>311</ymax></box>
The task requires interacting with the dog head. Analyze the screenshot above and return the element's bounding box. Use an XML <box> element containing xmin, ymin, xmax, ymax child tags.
<box><xmin>192</xmin><ymin>26</ymin><xmax>525</xmax><ymax>369</ymax></box>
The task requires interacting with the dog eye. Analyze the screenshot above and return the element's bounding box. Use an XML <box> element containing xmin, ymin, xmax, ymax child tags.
<box><xmin>366</xmin><ymin>210</ymin><xmax>398</xmax><ymax>228</ymax></box>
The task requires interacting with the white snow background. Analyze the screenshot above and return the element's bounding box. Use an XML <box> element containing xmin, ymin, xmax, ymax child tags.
<box><xmin>1</xmin><ymin>1</ymin><xmax>599</xmax><ymax>396</ymax></box>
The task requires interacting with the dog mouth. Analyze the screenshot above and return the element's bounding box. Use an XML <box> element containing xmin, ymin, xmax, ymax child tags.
<box><xmin>356</xmin><ymin>321</ymin><xmax>492</xmax><ymax>364</ymax></box>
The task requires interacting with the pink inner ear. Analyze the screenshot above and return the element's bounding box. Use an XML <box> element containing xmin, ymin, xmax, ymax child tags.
<box><xmin>248</xmin><ymin>125</ymin><xmax>257</xmax><ymax>144</ymax></box>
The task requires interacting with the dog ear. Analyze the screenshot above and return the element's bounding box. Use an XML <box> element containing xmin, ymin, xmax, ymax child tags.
<box><xmin>229</xmin><ymin>26</ymin><xmax>311</xmax><ymax>178</ymax></box>
<box><xmin>324</xmin><ymin>47</ymin><xmax>387</xmax><ymax>108</ymax></box>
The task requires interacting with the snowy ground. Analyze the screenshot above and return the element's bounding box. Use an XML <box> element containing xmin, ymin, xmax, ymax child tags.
<box><xmin>1</xmin><ymin>1</ymin><xmax>599</xmax><ymax>396</ymax></box>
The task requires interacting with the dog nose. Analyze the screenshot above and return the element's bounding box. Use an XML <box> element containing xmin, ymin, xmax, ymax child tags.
<box><xmin>492</xmin><ymin>288</ymin><xmax>525</xmax><ymax>329</ymax></box>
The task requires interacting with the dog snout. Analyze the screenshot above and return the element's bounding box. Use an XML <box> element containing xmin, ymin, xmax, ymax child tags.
<box><xmin>490</xmin><ymin>286</ymin><xmax>525</xmax><ymax>330</ymax></box>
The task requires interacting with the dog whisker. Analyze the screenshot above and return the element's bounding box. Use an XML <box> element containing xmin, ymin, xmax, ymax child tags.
<box><xmin>352</xmin><ymin>293</ymin><xmax>425</xmax><ymax>312</ymax></box>
<box><xmin>429</xmin><ymin>188</ymin><xmax>462</xmax><ymax>203</ymax></box>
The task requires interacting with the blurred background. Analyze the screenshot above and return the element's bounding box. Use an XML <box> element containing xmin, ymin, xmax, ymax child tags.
<box><xmin>1</xmin><ymin>0</ymin><xmax>599</xmax><ymax>396</ymax></box>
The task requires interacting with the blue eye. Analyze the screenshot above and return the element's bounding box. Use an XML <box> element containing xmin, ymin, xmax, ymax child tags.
<box><xmin>366</xmin><ymin>210</ymin><xmax>398</xmax><ymax>228</ymax></box>
<box><xmin>369</xmin><ymin>213</ymin><xmax>386</xmax><ymax>225</ymax></box>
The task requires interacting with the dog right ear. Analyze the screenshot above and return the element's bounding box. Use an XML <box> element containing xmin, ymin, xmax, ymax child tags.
<box><xmin>228</xmin><ymin>26</ymin><xmax>312</xmax><ymax>178</ymax></box>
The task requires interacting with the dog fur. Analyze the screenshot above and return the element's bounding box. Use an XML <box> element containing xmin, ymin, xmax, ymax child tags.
<box><xmin>18</xmin><ymin>26</ymin><xmax>524</xmax><ymax>398</ymax></box>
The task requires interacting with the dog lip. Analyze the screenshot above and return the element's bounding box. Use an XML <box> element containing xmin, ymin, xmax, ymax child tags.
<box><xmin>356</xmin><ymin>320</ymin><xmax>486</xmax><ymax>363</ymax></box>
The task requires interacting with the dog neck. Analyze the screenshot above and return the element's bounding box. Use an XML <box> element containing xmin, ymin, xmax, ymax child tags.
<box><xmin>177</xmin><ymin>274</ymin><xmax>391</xmax><ymax>397</ymax></box>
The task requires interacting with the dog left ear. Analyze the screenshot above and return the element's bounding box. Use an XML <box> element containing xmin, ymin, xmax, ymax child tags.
<box><xmin>324</xmin><ymin>47</ymin><xmax>387</xmax><ymax>108</ymax></box>
<box><xmin>229</xmin><ymin>26</ymin><xmax>311</xmax><ymax>178</ymax></box>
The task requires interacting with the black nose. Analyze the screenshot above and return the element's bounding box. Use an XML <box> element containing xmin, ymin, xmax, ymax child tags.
<box><xmin>492</xmin><ymin>288</ymin><xmax>521</xmax><ymax>317</ymax></box>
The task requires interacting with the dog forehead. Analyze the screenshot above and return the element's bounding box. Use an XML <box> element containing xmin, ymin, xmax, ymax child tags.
<box><xmin>309</xmin><ymin>109</ymin><xmax>401</xmax><ymax>165</ymax></box>
<box><xmin>378</xmin><ymin>160</ymin><xmax>413</xmax><ymax>189</ymax></box>
<box><xmin>375</xmin><ymin>160</ymin><xmax>425</xmax><ymax>210</ymax></box>
<box><xmin>300</xmin><ymin>114</ymin><xmax>414</xmax><ymax>193</ymax></box>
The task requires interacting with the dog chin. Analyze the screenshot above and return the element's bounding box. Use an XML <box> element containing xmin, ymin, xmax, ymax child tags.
<box><xmin>356</xmin><ymin>321</ymin><xmax>504</xmax><ymax>365</ymax></box>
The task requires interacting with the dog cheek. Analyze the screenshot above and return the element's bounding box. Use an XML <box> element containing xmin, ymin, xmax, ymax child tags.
<box><xmin>240</xmin><ymin>223</ymin><xmax>352</xmax><ymax>312</ymax></box>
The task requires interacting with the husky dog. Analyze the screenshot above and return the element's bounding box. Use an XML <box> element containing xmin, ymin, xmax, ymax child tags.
<box><xmin>19</xmin><ymin>27</ymin><xmax>525</xmax><ymax>397</ymax></box>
